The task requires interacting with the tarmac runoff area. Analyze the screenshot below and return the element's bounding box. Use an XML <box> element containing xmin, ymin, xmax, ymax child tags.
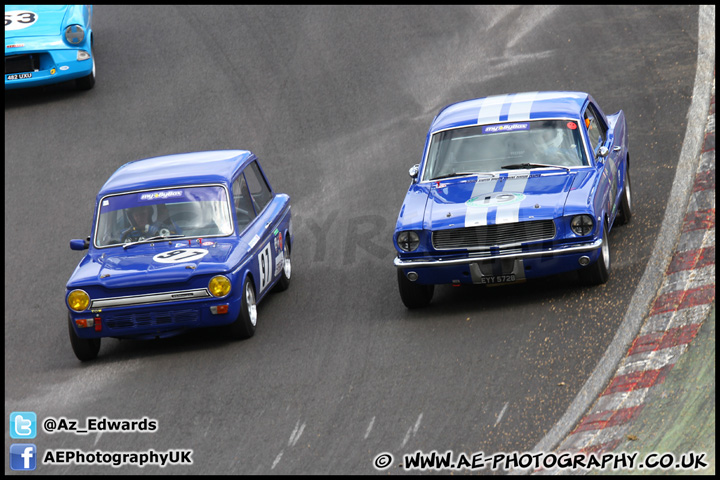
<box><xmin>519</xmin><ymin>5</ymin><xmax>716</xmax><ymax>476</ymax></box>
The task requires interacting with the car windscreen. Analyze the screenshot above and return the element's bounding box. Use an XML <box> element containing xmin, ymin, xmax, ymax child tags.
<box><xmin>422</xmin><ymin>120</ymin><xmax>589</xmax><ymax>181</ymax></box>
<box><xmin>95</xmin><ymin>185</ymin><xmax>233</xmax><ymax>247</ymax></box>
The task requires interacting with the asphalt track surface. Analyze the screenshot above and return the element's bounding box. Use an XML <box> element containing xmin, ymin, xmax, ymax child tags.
<box><xmin>4</xmin><ymin>5</ymin><xmax>701</xmax><ymax>475</ymax></box>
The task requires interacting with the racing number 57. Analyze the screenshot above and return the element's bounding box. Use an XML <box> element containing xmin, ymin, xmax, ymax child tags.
<box><xmin>258</xmin><ymin>244</ymin><xmax>272</xmax><ymax>292</ymax></box>
<box><xmin>155</xmin><ymin>249</ymin><xmax>205</xmax><ymax>262</ymax></box>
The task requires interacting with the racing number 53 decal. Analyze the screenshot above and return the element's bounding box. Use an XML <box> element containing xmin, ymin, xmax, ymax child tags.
<box><xmin>5</xmin><ymin>11</ymin><xmax>38</xmax><ymax>30</ymax></box>
<box><xmin>258</xmin><ymin>243</ymin><xmax>273</xmax><ymax>292</ymax></box>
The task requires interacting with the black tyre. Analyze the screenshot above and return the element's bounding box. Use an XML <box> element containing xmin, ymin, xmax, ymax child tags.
<box><xmin>76</xmin><ymin>57</ymin><xmax>95</xmax><ymax>90</ymax></box>
<box><xmin>273</xmin><ymin>237</ymin><xmax>292</xmax><ymax>292</ymax></box>
<box><xmin>579</xmin><ymin>221</ymin><xmax>610</xmax><ymax>285</ymax></box>
<box><xmin>68</xmin><ymin>314</ymin><xmax>100</xmax><ymax>361</ymax></box>
<box><xmin>228</xmin><ymin>277</ymin><xmax>257</xmax><ymax>339</ymax></box>
<box><xmin>397</xmin><ymin>269</ymin><xmax>434</xmax><ymax>309</ymax></box>
<box><xmin>616</xmin><ymin>166</ymin><xmax>633</xmax><ymax>225</ymax></box>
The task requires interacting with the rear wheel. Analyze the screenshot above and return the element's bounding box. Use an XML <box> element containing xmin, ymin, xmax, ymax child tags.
<box><xmin>68</xmin><ymin>314</ymin><xmax>100</xmax><ymax>361</ymax></box>
<box><xmin>228</xmin><ymin>277</ymin><xmax>257</xmax><ymax>339</ymax></box>
<box><xmin>273</xmin><ymin>237</ymin><xmax>292</xmax><ymax>292</ymax></box>
<box><xmin>397</xmin><ymin>269</ymin><xmax>434</xmax><ymax>308</ymax></box>
<box><xmin>579</xmin><ymin>221</ymin><xmax>610</xmax><ymax>285</ymax></box>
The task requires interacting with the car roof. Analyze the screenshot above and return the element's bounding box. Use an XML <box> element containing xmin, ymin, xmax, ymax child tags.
<box><xmin>99</xmin><ymin>150</ymin><xmax>255</xmax><ymax>196</ymax></box>
<box><xmin>430</xmin><ymin>91</ymin><xmax>590</xmax><ymax>133</ymax></box>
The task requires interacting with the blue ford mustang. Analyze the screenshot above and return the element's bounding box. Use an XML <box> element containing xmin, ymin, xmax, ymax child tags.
<box><xmin>393</xmin><ymin>91</ymin><xmax>631</xmax><ymax>308</ymax></box>
<box><xmin>5</xmin><ymin>5</ymin><xmax>95</xmax><ymax>90</ymax></box>
<box><xmin>65</xmin><ymin>151</ymin><xmax>293</xmax><ymax>360</ymax></box>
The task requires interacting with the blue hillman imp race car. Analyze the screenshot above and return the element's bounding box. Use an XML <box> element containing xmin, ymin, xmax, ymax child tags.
<box><xmin>393</xmin><ymin>91</ymin><xmax>631</xmax><ymax>308</ymax></box>
<box><xmin>65</xmin><ymin>151</ymin><xmax>293</xmax><ymax>360</ymax></box>
<box><xmin>5</xmin><ymin>5</ymin><xmax>95</xmax><ymax>90</ymax></box>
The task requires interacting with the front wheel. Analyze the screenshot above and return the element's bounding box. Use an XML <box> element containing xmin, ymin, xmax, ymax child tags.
<box><xmin>579</xmin><ymin>221</ymin><xmax>610</xmax><ymax>285</ymax></box>
<box><xmin>228</xmin><ymin>277</ymin><xmax>257</xmax><ymax>339</ymax></box>
<box><xmin>76</xmin><ymin>57</ymin><xmax>95</xmax><ymax>90</ymax></box>
<box><xmin>397</xmin><ymin>269</ymin><xmax>434</xmax><ymax>308</ymax></box>
<box><xmin>68</xmin><ymin>314</ymin><xmax>100</xmax><ymax>361</ymax></box>
<box><xmin>616</xmin><ymin>166</ymin><xmax>633</xmax><ymax>225</ymax></box>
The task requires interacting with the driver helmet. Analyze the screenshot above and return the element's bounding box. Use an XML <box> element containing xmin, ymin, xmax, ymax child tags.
<box><xmin>127</xmin><ymin>205</ymin><xmax>154</xmax><ymax>231</ymax></box>
<box><xmin>544</xmin><ymin>128</ymin><xmax>564</xmax><ymax>149</ymax></box>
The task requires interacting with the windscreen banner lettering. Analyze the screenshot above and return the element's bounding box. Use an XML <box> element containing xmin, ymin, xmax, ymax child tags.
<box><xmin>482</xmin><ymin>123</ymin><xmax>529</xmax><ymax>134</ymax></box>
<box><xmin>139</xmin><ymin>190</ymin><xmax>183</xmax><ymax>201</ymax></box>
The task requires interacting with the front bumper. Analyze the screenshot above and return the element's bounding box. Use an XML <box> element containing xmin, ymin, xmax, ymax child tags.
<box><xmin>68</xmin><ymin>293</ymin><xmax>244</xmax><ymax>340</ymax></box>
<box><xmin>5</xmin><ymin>49</ymin><xmax>92</xmax><ymax>90</ymax></box>
<box><xmin>394</xmin><ymin>238</ymin><xmax>603</xmax><ymax>285</ymax></box>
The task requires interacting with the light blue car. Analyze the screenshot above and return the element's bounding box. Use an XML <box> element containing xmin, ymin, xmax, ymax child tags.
<box><xmin>5</xmin><ymin>5</ymin><xmax>95</xmax><ymax>90</ymax></box>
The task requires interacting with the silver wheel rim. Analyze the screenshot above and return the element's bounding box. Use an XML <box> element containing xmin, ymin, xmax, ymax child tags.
<box><xmin>283</xmin><ymin>242</ymin><xmax>291</xmax><ymax>279</ymax></box>
<box><xmin>245</xmin><ymin>282</ymin><xmax>257</xmax><ymax>326</ymax></box>
<box><xmin>601</xmin><ymin>231</ymin><xmax>610</xmax><ymax>271</ymax></box>
<box><xmin>89</xmin><ymin>47</ymin><xmax>95</xmax><ymax>78</ymax></box>
<box><xmin>625</xmin><ymin>176</ymin><xmax>632</xmax><ymax>212</ymax></box>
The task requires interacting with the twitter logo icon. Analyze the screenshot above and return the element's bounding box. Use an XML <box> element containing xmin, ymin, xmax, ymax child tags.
<box><xmin>10</xmin><ymin>412</ymin><xmax>37</xmax><ymax>439</ymax></box>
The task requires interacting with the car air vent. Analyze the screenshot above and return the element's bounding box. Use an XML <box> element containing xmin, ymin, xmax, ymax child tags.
<box><xmin>5</xmin><ymin>54</ymin><xmax>39</xmax><ymax>74</ymax></box>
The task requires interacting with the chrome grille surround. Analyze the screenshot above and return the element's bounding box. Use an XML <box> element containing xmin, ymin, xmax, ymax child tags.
<box><xmin>432</xmin><ymin>220</ymin><xmax>556</xmax><ymax>250</ymax></box>
<box><xmin>89</xmin><ymin>288</ymin><xmax>212</xmax><ymax>309</ymax></box>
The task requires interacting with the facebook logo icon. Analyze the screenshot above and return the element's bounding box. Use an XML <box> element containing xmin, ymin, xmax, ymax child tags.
<box><xmin>10</xmin><ymin>444</ymin><xmax>37</xmax><ymax>471</ymax></box>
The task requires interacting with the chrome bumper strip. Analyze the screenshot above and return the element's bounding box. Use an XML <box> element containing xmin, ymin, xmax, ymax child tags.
<box><xmin>393</xmin><ymin>239</ymin><xmax>602</xmax><ymax>268</ymax></box>
<box><xmin>90</xmin><ymin>288</ymin><xmax>213</xmax><ymax>309</ymax></box>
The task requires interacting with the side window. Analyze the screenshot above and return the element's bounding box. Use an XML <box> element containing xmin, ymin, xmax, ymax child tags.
<box><xmin>232</xmin><ymin>174</ymin><xmax>256</xmax><ymax>231</ymax></box>
<box><xmin>244</xmin><ymin>161</ymin><xmax>273</xmax><ymax>213</ymax></box>
<box><xmin>583</xmin><ymin>104</ymin><xmax>607</xmax><ymax>153</ymax></box>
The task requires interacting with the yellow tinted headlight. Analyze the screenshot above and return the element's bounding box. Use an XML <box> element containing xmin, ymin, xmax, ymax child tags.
<box><xmin>67</xmin><ymin>290</ymin><xmax>90</xmax><ymax>312</ymax></box>
<box><xmin>209</xmin><ymin>276</ymin><xmax>231</xmax><ymax>297</ymax></box>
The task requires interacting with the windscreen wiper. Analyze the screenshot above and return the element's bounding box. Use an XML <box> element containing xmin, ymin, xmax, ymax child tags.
<box><xmin>430</xmin><ymin>172</ymin><xmax>488</xmax><ymax>181</ymax></box>
<box><xmin>501</xmin><ymin>163</ymin><xmax>571</xmax><ymax>172</ymax></box>
<box><xmin>123</xmin><ymin>234</ymin><xmax>184</xmax><ymax>249</ymax></box>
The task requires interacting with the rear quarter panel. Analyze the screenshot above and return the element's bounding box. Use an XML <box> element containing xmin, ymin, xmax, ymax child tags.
<box><xmin>238</xmin><ymin>194</ymin><xmax>291</xmax><ymax>303</ymax></box>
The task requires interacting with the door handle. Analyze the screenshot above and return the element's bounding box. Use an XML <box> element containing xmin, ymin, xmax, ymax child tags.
<box><xmin>613</xmin><ymin>146</ymin><xmax>622</xmax><ymax>152</ymax></box>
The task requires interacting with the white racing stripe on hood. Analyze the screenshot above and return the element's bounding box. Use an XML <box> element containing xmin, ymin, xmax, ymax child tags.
<box><xmin>495</xmin><ymin>174</ymin><xmax>530</xmax><ymax>224</ymax></box>
<box><xmin>464</xmin><ymin>177</ymin><xmax>500</xmax><ymax>227</ymax></box>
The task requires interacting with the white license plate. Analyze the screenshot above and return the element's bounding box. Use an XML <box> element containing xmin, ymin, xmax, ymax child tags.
<box><xmin>478</xmin><ymin>274</ymin><xmax>517</xmax><ymax>285</ymax></box>
<box><xmin>7</xmin><ymin>73</ymin><xmax>32</xmax><ymax>80</ymax></box>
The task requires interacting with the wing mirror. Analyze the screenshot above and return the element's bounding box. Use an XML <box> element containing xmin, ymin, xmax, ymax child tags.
<box><xmin>595</xmin><ymin>146</ymin><xmax>609</xmax><ymax>166</ymax></box>
<box><xmin>70</xmin><ymin>237</ymin><xmax>90</xmax><ymax>250</ymax></box>
<box><xmin>408</xmin><ymin>164</ymin><xmax>419</xmax><ymax>180</ymax></box>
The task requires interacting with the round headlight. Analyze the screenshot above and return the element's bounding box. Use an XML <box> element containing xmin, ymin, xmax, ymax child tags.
<box><xmin>571</xmin><ymin>215</ymin><xmax>594</xmax><ymax>236</ymax></box>
<box><xmin>397</xmin><ymin>231</ymin><xmax>420</xmax><ymax>252</ymax></box>
<box><xmin>209</xmin><ymin>276</ymin><xmax>232</xmax><ymax>298</ymax></box>
<box><xmin>67</xmin><ymin>289</ymin><xmax>90</xmax><ymax>312</ymax></box>
<box><xmin>65</xmin><ymin>25</ymin><xmax>85</xmax><ymax>44</ymax></box>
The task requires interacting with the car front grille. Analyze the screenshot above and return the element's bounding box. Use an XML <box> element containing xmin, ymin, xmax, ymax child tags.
<box><xmin>5</xmin><ymin>54</ymin><xmax>40</xmax><ymax>74</ymax></box>
<box><xmin>104</xmin><ymin>309</ymin><xmax>199</xmax><ymax>330</ymax></box>
<box><xmin>432</xmin><ymin>220</ymin><xmax>556</xmax><ymax>250</ymax></box>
